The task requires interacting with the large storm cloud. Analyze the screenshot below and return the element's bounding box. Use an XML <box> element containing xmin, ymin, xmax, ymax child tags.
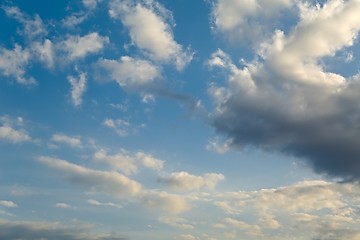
<box><xmin>209</xmin><ymin>0</ymin><xmax>360</xmax><ymax>180</ymax></box>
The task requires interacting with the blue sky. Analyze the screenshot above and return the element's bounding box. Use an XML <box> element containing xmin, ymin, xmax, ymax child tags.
<box><xmin>1</xmin><ymin>0</ymin><xmax>360</xmax><ymax>239</ymax></box>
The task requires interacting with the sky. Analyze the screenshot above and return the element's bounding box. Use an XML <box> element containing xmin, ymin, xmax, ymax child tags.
<box><xmin>1</xmin><ymin>0</ymin><xmax>360</xmax><ymax>239</ymax></box>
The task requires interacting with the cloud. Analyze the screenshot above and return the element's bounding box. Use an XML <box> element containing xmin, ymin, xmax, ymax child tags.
<box><xmin>0</xmin><ymin>116</ymin><xmax>32</xmax><ymax>143</ymax></box>
<box><xmin>159</xmin><ymin>216</ymin><xmax>194</xmax><ymax>229</ymax></box>
<box><xmin>97</xmin><ymin>56</ymin><xmax>161</xmax><ymax>91</ymax></box>
<box><xmin>208</xmin><ymin>0</ymin><xmax>360</xmax><ymax>180</ymax></box>
<box><xmin>51</xmin><ymin>133</ymin><xmax>82</xmax><ymax>148</ymax></box>
<box><xmin>141</xmin><ymin>191</ymin><xmax>190</xmax><ymax>214</ymax></box>
<box><xmin>212</xmin><ymin>180</ymin><xmax>360</xmax><ymax>239</ymax></box>
<box><xmin>0</xmin><ymin>44</ymin><xmax>35</xmax><ymax>85</ymax></box>
<box><xmin>158</xmin><ymin>171</ymin><xmax>224</xmax><ymax>191</ymax></box>
<box><xmin>60</xmin><ymin>32</ymin><xmax>109</xmax><ymax>60</ymax></box>
<box><xmin>93</xmin><ymin>149</ymin><xmax>164</xmax><ymax>175</ymax></box>
<box><xmin>211</xmin><ymin>0</ymin><xmax>293</xmax><ymax>44</ymax></box>
<box><xmin>109</xmin><ymin>0</ymin><xmax>193</xmax><ymax>70</ymax></box>
<box><xmin>55</xmin><ymin>203</ymin><xmax>72</xmax><ymax>209</ymax></box>
<box><xmin>83</xmin><ymin>0</ymin><xmax>103</xmax><ymax>9</ymax></box>
<box><xmin>32</xmin><ymin>39</ymin><xmax>55</xmax><ymax>68</ymax></box>
<box><xmin>206</xmin><ymin>137</ymin><xmax>233</xmax><ymax>154</ymax></box>
<box><xmin>0</xmin><ymin>218</ymin><xmax>126</xmax><ymax>240</ymax></box>
<box><xmin>102</xmin><ymin>118</ymin><xmax>132</xmax><ymax>137</ymax></box>
<box><xmin>87</xmin><ymin>199</ymin><xmax>122</xmax><ymax>209</ymax></box>
<box><xmin>67</xmin><ymin>71</ymin><xmax>87</xmax><ymax>107</ymax></box>
<box><xmin>37</xmin><ymin>156</ymin><xmax>142</xmax><ymax>197</ymax></box>
<box><xmin>0</xmin><ymin>201</ymin><xmax>17</xmax><ymax>208</ymax></box>
<box><xmin>2</xmin><ymin>6</ymin><xmax>47</xmax><ymax>40</ymax></box>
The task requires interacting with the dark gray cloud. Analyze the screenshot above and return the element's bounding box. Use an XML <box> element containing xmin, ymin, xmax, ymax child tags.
<box><xmin>208</xmin><ymin>0</ymin><xmax>360</xmax><ymax>182</ymax></box>
<box><xmin>0</xmin><ymin>219</ymin><xmax>126</xmax><ymax>240</ymax></box>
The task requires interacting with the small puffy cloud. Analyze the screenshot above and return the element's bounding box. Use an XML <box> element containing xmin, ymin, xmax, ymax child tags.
<box><xmin>0</xmin><ymin>116</ymin><xmax>32</xmax><ymax>143</ymax></box>
<box><xmin>206</xmin><ymin>137</ymin><xmax>233</xmax><ymax>154</ymax></box>
<box><xmin>159</xmin><ymin>216</ymin><xmax>194</xmax><ymax>229</ymax></box>
<box><xmin>0</xmin><ymin>218</ymin><xmax>126</xmax><ymax>240</ymax></box>
<box><xmin>109</xmin><ymin>0</ymin><xmax>193</xmax><ymax>70</ymax></box>
<box><xmin>87</xmin><ymin>199</ymin><xmax>122</xmax><ymax>209</ymax></box>
<box><xmin>60</xmin><ymin>32</ymin><xmax>109</xmax><ymax>60</ymax></box>
<box><xmin>38</xmin><ymin>156</ymin><xmax>142</xmax><ymax>197</ymax></box>
<box><xmin>67</xmin><ymin>71</ymin><xmax>87</xmax><ymax>107</ymax></box>
<box><xmin>93</xmin><ymin>149</ymin><xmax>164</xmax><ymax>175</ymax></box>
<box><xmin>102</xmin><ymin>118</ymin><xmax>132</xmax><ymax>137</ymax></box>
<box><xmin>32</xmin><ymin>39</ymin><xmax>54</xmax><ymax>69</ymax></box>
<box><xmin>51</xmin><ymin>133</ymin><xmax>82</xmax><ymax>148</ymax></box>
<box><xmin>55</xmin><ymin>203</ymin><xmax>72</xmax><ymax>209</ymax></box>
<box><xmin>0</xmin><ymin>201</ymin><xmax>17</xmax><ymax>208</ymax></box>
<box><xmin>83</xmin><ymin>0</ymin><xmax>103</xmax><ymax>9</ymax></box>
<box><xmin>0</xmin><ymin>45</ymin><xmax>35</xmax><ymax>85</ymax></box>
<box><xmin>158</xmin><ymin>171</ymin><xmax>224</xmax><ymax>192</ymax></box>
<box><xmin>97</xmin><ymin>56</ymin><xmax>161</xmax><ymax>90</ymax></box>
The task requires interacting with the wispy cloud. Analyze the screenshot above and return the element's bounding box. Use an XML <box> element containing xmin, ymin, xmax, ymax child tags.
<box><xmin>51</xmin><ymin>133</ymin><xmax>82</xmax><ymax>148</ymax></box>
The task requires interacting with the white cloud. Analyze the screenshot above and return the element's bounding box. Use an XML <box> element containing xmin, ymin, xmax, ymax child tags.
<box><xmin>3</xmin><ymin>6</ymin><xmax>47</xmax><ymax>40</ymax></box>
<box><xmin>212</xmin><ymin>180</ymin><xmax>360</xmax><ymax>239</ymax></box>
<box><xmin>102</xmin><ymin>118</ymin><xmax>132</xmax><ymax>137</ymax></box>
<box><xmin>0</xmin><ymin>45</ymin><xmax>35</xmax><ymax>85</ymax></box>
<box><xmin>176</xmin><ymin>234</ymin><xmax>199</xmax><ymax>240</ymax></box>
<box><xmin>0</xmin><ymin>201</ymin><xmax>17</xmax><ymax>208</ymax></box>
<box><xmin>0</xmin><ymin>116</ymin><xmax>31</xmax><ymax>144</ymax></box>
<box><xmin>93</xmin><ymin>149</ymin><xmax>164</xmax><ymax>175</ymax></box>
<box><xmin>51</xmin><ymin>134</ymin><xmax>82</xmax><ymax>148</ymax></box>
<box><xmin>159</xmin><ymin>216</ymin><xmax>194</xmax><ymax>229</ymax></box>
<box><xmin>60</xmin><ymin>32</ymin><xmax>109</xmax><ymax>60</ymax></box>
<box><xmin>97</xmin><ymin>56</ymin><xmax>161</xmax><ymax>90</ymax></box>
<box><xmin>211</xmin><ymin>0</ymin><xmax>293</xmax><ymax>43</ymax></box>
<box><xmin>109</xmin><ymin>0</ymin><xmax>193</xmax><ymax>70</ymax></box>
<box><xmin>94</xmin><ymin>149</ymin><xmax>138</xmax><ymax>175</ymax></box>
<box><xmin>38</xmin><ymin>156</ymin><xmax>142</xmax><ymax>197</ymax></box>
<box><xmin>87</xmin><ymin>199</ymin><xmax>122</xmax><ymax>209</ymax></box>
<box><xmin>141</xmin><ymin>191</ymin><xmax>190</xmax><ymax>214</ymax></box>
<box><xmin>83</xmin><ymin>0</ymin><xmax>103</xmax><ymax>9</ymax></box>
<box><xmin>55</xmin><ymin>203</ymin><xmax>72</xmax><ymax>209</ymax></box>
<box><xmin>67</xmin><ymin>71</ymin><xmax>87</xmax><ymax>107</ymax></box>
<box><xmin>158</xmin><ymin>171</ymin><xmax>224</xmax><ymax>192</ymax></box>
<box><xmin>32</xmin><ymin>39</ymin><xmax>54</xmax><ymax>68</ymax></box>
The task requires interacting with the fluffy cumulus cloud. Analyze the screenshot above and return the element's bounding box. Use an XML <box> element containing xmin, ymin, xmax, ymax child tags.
<box><xmin>67</xmin><ymin>71</ymin><xmax>87</xmax><ymax>107</ymax></box>
<box><xmin>37</xmin><ymin>156</ymin><xmax>142</xmax><ymax>196</ymax></box>
<box><xmin>211</xmin><ymin>0</ymin><xmax>294</xmax><ymax>43</ymax></box>
<box><xmin>60</xmin><ymin>32</ymin><xmax>109</xmax><ymax>60</ymax></box>
<box><xmin>209</xmin><ymin>0</ymin><xmax>360</xmax><ymax>180</ymax></box>
<box><xmin>158</xmin><ymin>171</ymin><xmax>224</xmax><ymax>191</ymax></box>
<box><xmin>109</xmin><ymin>0</ymin><xmax>193</xmax><ymax>70</ymax></box>
<box><xmin>97</xmin><ymin>56</ymin><xmax>161</xmax><ymax>91</ymax></box>
<box><xmin>0</xmin><ymin>218</ymin><xmax>126</xmax><ymax>240</ymax></box>
<box><xmin>141</xmin><ymin>191</ymin><xmax>190</xmax><ymax>214</ymax></box>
